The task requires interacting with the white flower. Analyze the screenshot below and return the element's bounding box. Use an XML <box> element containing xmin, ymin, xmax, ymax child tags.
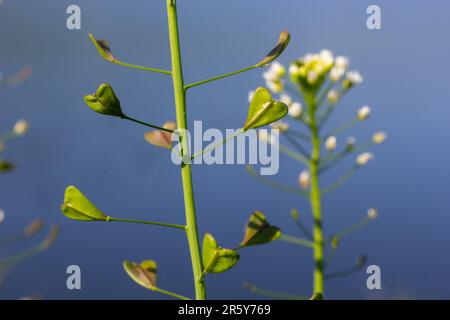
<box><xmin>289</xmin><ymin>64</ymin><xmax>300</xmax><ymax>77</ymax></box>
<box><xmin>279</xmin><ymin>93</ymin><xmax>293</xmax><ymax>106</ymax></box>
<box><xmin>263</xmin><ymin>62</ymin><xmax>285</xmax><ymax>81</ymax></box>
<box><xmin>357</xmin><ymin>106</ymin><xmax>371</xmax><ymax>121</ymax></box>
<box><xmin>266</xmin><ymin>80</ymin><xmax>284</xmax><ymax>93</ymax></box>
<box><xmin>356</xmin><ymin>152</ymin><xmax>374</xmax><ymax>166</ymax></box>
<box><xmin>327</xmin><ymin>90</ymin><xmax>340</xmax><ymax>103</ymax></box>
<box><xmin>270</xmin><ymin>62</ymin><xmax>286</xmax><ymax>77</ymax></box>
<box><xmin>325</xmin><ymin>136</ymin><xmax>337</xmax><ymax>151</ymax></box>
<box><xmin>248</xmin><ymin>91</ymin><xmax>255</xmax><ymax>103</ymax></box>
<box><xmin>288</xmin><ymin>102</ymin><xmax>302</xmax><ymax>118</ymax></box>
<box><xmin>367</xmin><ymin>208</ymin><xmax>378</xmax><ymax>220</ymax></box>
<box><xmin>298</xmin><ymin>170</ymin><xmax>310</xmax><ymax>189</ymax></box>
<box><xmin>372</xmin><ymin>131</ymin><xmax>387</xmax><ymax>144</ymax></box>
<box><xmin>335</xmin><ymin>56</ymin><xmax>349</xmax><ymax>69</ymax></box>
<box><xmin>307</xmin><ymin>70</ymin><xmax>318</xmax><ymax>85</ymax></box>
<box><xmin>346</xmin><ymin>70</ymin><xmax>363</xmax><ymax>85</ymax></box>
<box><xmin>13</xmin><ymin>119</ymin><xmax>29</xmax><ymax>136</ymax></box>
<box><xmin>258</xmin><ymin>130</ymin><xmax>275</xmax><ymax>144</ymax></box>
<box><xmin>329</xmin><ymin>66</ymin><xmax>346</xmax><ymax>82</ymax></box>
<box><xmin>270</xmin><ymin>121</ymin><xmax>289</xmax><ymax>132</ymax></box>
<box><xmin>320</xmin><ymin>49</ymin><xmax>334</xmax><ymax>67</ymax></box>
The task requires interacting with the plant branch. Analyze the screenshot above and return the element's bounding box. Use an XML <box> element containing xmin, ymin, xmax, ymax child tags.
<box><xmin>108</xmin><ymin>217</ymin><xmax>186</xmax><ymax>230</ymax></box>
<box><xmin>191</xmin><ymin>128</ymin><xmax>244</xmax><ymax>160</ymax></box>
<box><xmin>122</xmin><ymin>115</ymin><xmax>174</xmax><ymax>133</ymax></box>
<box><xmin>279</xmin><ymin>234</ymin><xmax>315</xmax><ymax>249</ymax></box>
<box><xmin>185</xmin><ymin>66</ymin><xmax>258</xmax><ymax>90</ymax></box>
<box><xmin>153</xmin><ymin>287</ymin><xmax>191</xmax><ymax>300</ymax></box>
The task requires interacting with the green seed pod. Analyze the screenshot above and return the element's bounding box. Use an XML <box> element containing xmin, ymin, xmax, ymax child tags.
<box><xmin>84</xmin><ymin>83</ymin><xmax>124</xmax><ymax>118</ymax></box>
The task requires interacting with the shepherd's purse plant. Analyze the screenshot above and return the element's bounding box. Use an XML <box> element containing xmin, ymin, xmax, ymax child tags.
<box><xmin>61</xmin><ymin>0</ymin><xmax>292</xmax><ymax>300</ymax></box>
<box><xmin>245</xmin><ymin>50</ymin><xmax>387</xmax><ymax>299</ymax></box>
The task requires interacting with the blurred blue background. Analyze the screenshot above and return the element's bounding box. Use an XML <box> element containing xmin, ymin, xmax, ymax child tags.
<box><xmin>1</xmin><ymin>0</ymin><xmax>449</xmax><ymax>299</ymax></box>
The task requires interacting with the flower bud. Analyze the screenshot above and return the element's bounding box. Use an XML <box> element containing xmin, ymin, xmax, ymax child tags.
<box><xmin>13</xmin><ymin>119</ymin><xmax>29</xmax><ymax>136</ymax></box>
<box><xmin>325</xmin><ymin>135</ymin><xmax>337</xmax><ymax>151</ymax></box>
<box><xmin>327</xmin><ymin>90</ymin><xmax>340</xmax><ymax>104</ymax></box>
<box><xmin>356</xmin><ymin>152</ymin><xmax>374</xmax><ymax>166</ymax></box>
<box><xmin>84</xmin><ymin>83</ymin><xmax>124</xmax><ymax>118</ymax></box>
<box><xmin>298</xmin><ymin>170</ymin><xmax>310</xmax><ymax>189</ymax></box>
<box><xmin>346</xmin><ymin>136</ymin><xmax>357</xmax><ymax>151</ymax></box>
<box><xmin>357</xmin><ymin>105</ymin><xmax>371</xmax><ymax>121</ymax></box>
<box><xmin>372</xmin><ymin>131</ymin><xmax>387</xmax><ymax>144</ymax></box>
<box><xmin>367</xmin><ymin>208</ymin><xmax>378</xmax><ymax>219</ymax></box>
<box><xmin>288</xmin><ymin>102</ymin><xmax>302</xmax><ymax>118</ymax></box>
<box><xmin>270</xmin><ymin>121</ymin><xmax>289</xmax><ymax>132</ymax></box>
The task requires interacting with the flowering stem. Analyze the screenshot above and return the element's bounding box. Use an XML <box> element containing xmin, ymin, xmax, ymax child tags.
<box><xmin>185</xmin><ymin>66</ymin><xmax>258</xmax><ymax>90</ymax></box>
<box><xmin>167</xmin><ymin>0</ymin><xmax>206</xmax><ymax>300</ymax></box>
<box><xmin>122</xmin><ymin>115</ymin><xmax>174</xmax><ymax>133</ymax></box>
<box><xmin>108</xmin><ymin>217</ymin><xmax>186</xmax><ymax>230</ymax></box>
<box><xmin>308</xmin><ymin>97</ymin><xmax>325</xmax><ymax>296</ymax></box>
<box><xmin>329</xmin><ymin>216</ymin><xmax>372</xmax><ymax>243</ymax></box>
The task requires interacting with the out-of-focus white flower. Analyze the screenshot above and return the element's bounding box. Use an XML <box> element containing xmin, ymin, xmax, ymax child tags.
<box><xmin>346</xmin><ymin>136</ymin><xmax>357</xmax><ymax>151</ymax></box>
<box><xmin>258</xmin><ymin>130</ymin><xmax>275</xmax><ymax>144</ymax></box>
<box><xmin>289</xmin><ymin>64</ymin><xmax>300</xmax><ymax>77</ymax></box>
<box><xmin>307</xmin><ymin>70</ymin><xmax>318</xmax><ymax>85</ymax></box>
<box><xmin>248</xmin><ymin>91</ymin><xmax>255</xmax><ymax>103</ymax></box>
<box><xmin>325</xmin><ymin>135</ymin><xmax>337</xmax><ymax>151</ymax></box>
<box><xmin>367</xmin><ymin>208</ymin><xmax>378</xmax><ymax>219</ymax></box>
<box><xmin>0</xmin><ymin>208</ymin><xmax>5</xmax><ymax>224</ymax></box>
<box><xmin>335</xmin><ymin>56</ymin><xmax>349</xmax><ymax>69</ymax></box>
<box><xmin>372</xmin><ymin>131</ymin><xmax>387</xmax><ymax>144</ymax></box>
<box><xmin>288</xmin><ymin>102</ymin><xmax>302</xmax><ymax>118</ymax></box>
<box><xmin>357</xmin><ymin>106</ymin><xmax>371</xmax><ymax>121</ymax></box>
<box><xmin>327</xmin><ymin>90</ymin><xmax>340</xmax><ymax>104</ymax></box>
<box><xmin>329</xmin><ymin>66</ymin><xmax>346</xmax><ymax>82</ymax></box>
<box><xmin>320</xmin><ymin>50</ymin><xmax>334</xmax><ymax>66</ymax></box>
<box><xmin>343</xmin><ymin>70</ymin><xmax>363</xmax><ymax>89</ymax></box>
<box><xmin>263</xmin><ymin>62</ymin><xmax>286</xmax><ymax>93</ymax></box>
<box><xmin>266</xmin><ymin>80</ymin><xmax>284</xmax><ymax>93</ymax></box>
<box><xmin>356</xmin><ymin>152</ymin><xmax>374</xmax><ymax>166</ymax></box>
<box><xmin>298</xmin><ymin>170</ymin><xmax>310</xmax><ymax>189</ymax></box>
<box><xmin>13</xmin><ymin>119</ymin><xmax>29</xmax><ymax>136</ymax></box>
<box><xmin>279</xmin><ymin>93</ymin><xmax>293</xmax><ymax>106</ymax></box>
<box><xmin>270</xmin><ymin>121</ymin><xmax>289</xmax><ymax>132</ymax></box>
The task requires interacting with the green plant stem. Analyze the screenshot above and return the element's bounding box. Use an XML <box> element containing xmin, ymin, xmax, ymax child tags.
<box><xmin>191</xmin><ymin>128</ymin><xmax>244</xmax><ymax>160</ymax></box>
<box><xmin>279</xmin><ymin>234</ymin><xmax>314</xmax><ymax>249</ymax></box>
<box><xmin>153</xmin><ymin>287</ymin><xmax>191</xmax><ymax>300</ymax></box>
<box><xmin>167</xmin><ymin>0</ymin><xmax>206</xmax><ymax>300</ymax></box>
<box><xmin>308</xmin><ymin>98</ymin><xmax>325</xmax><ymax>296</ymax></box>
<box><xmin>108</xmin><ymin>217</ymin><xmax>185</xmax><ymax>230</ymax></box>
<box><xmin>277</xmin><ymin>143</ymin><xmax>310</xmax><ymax>166</ymax></box>
<box><xmin>322</xmin><ymin>166</ymin><xmax>359</xmax><ymax>195</ymax></box>
<box><xmin>185</xmin><ymin>66</ymin><xmax>258</xmax><ymax>90</ymax></box>
<box><xmin>329</xmin><ymin>118</ymin><xmax>358</xmax><ymax>136</ymax></box>
<box><xmin>245</xmin><ymin>165</ymin><xmax>308</xmax><ymax>197</ymax></box>
<box><xmin>112</xmin><ymin>60</ymin><xmax>172</xmax><ymax>75</ymax></box>
<box><xmin>244</xmin><ymin>282</ymin><xmax>308</xmax><ymax>300</ymax></box>
<box><xmin>122</xmin><ymin>115</ymin><xmax>174</xmax><ymax>133</ymax></box>
<box><xmin>330</xmin><ymin>217</ymin><xmax>371</xmax><ymax>242</ymax></box>
<box><xmin>0</xmin><ymin>242</ymin><xmax>48</xmax><ymax>268</ymax></box>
